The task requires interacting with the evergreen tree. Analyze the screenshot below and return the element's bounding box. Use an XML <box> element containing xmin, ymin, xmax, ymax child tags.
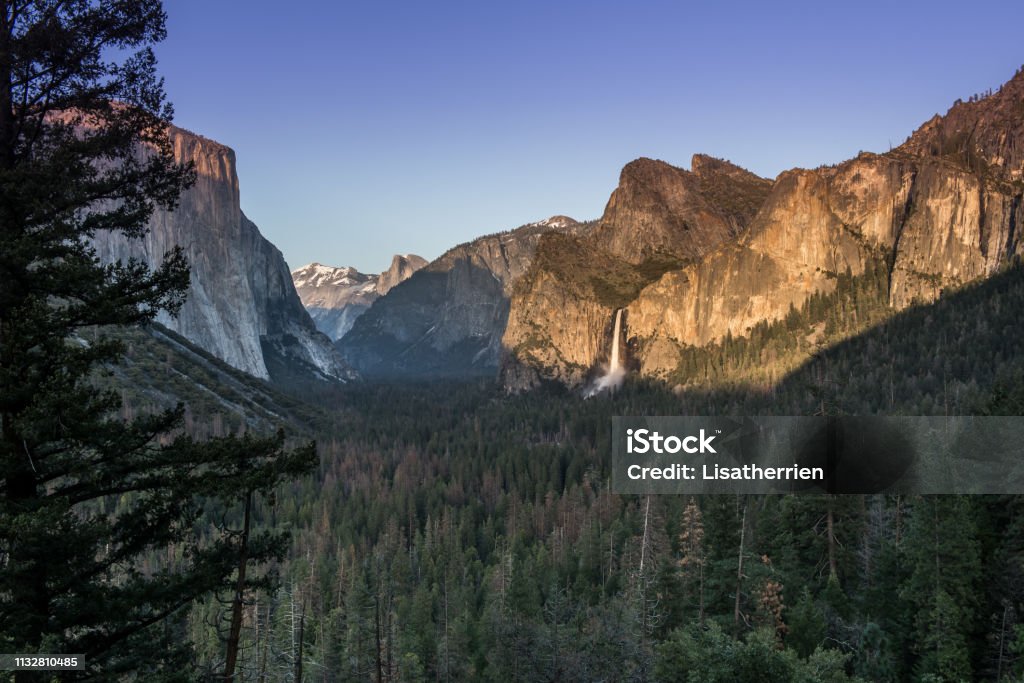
<box><xmin>0</xmin><ymin>2</ymin><xmax>314</xmax><ymax>677</ymax></box>
<box><xmin>901</xmin><ymin>496</ymin><xmax>983</xmax><ymax>681</ymax></box>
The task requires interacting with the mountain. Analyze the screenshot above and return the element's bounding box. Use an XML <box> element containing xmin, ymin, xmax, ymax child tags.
<box><xmin>378</xmin><ymin>253</ymin><xmax>430</xmax><ymax>295</ymax></box>
<box><xmin>502</xmin><ymin>156</ymin><xmax>773</xmax><ymax>388</ymax></box>
<box><xmin>337</xmin><ymin>216</ymin><xmax>586</xmax><ymax>378</ymax></box>
<box><xmin>502</xmin><ymin>67</ymin><xmax>1024</xmax><ymax>390</ymax></box>
<box><xmin>593</xmin><ymin>154</ymin><xmax>773</xmax><ymax>264</ymax></box>
<box><xmin>90</xmin><ymin>126</ymin><xmax>354</xmax><ymax>384</ymax></box>
<box><xmin>291</xmin><ymin>254</ymin><xmax>427</xmax><ymax>341</ymax></box>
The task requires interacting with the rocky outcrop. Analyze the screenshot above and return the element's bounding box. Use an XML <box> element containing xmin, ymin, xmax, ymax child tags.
<box><xmin>91</xmin><ymin>126</ymin><xmax>353</xmax><ymax>383</ymax></box>
<box><xmin>625</xmin><ymin>157</ymin><xmax>908</xmax><ymax>375</ymax></box>
<box><xmin>378</xmin><ymin>254</ymin><xmax>429</xmax><ymax>295</ymax></box>
<box><xmin>628</xmin><ymin>72</ymin><xmax>1024</xmax><ymax>378</ymax></box>
<box><xmin>502</xmin><ymin>156</ymin><xmax>772</xmax><ymax>389</ymax></box>
<box><xmin>592</xmin><ymin>155</ymin><xmax>772</xmax><ymax>264</ymax></box>
<box><xmin>292</xmin><ymin>254</ymin><xmax>426</xmax><ymax>340</ymax></box>
<box><xmin>503</xmin><ymin>67</ymin><xmax>1024</xmax><ymax>389</ymax></box>
<box><xmin>337</xmin><ymin>217</ymin><xmax>585</xmax><ymax>378</ymax></box>
<box><xmin>501</xmin><ymin>232</ymin><xmax>646</xmax><ymax>389</ymax></box>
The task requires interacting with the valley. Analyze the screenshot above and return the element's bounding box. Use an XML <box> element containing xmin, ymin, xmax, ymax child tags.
<box><xmin>4</xmin><ymin>5</ymin><xmax>1024</xmax><ymax>677</ymax></box>
<box><xmin>101</xmin><ymin>66</ymin><xmax>1024</xmax><ymax>681</ymax></box>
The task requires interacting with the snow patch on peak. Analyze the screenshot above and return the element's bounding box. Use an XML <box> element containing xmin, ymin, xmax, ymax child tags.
<box><xmin>529</xmin><ymin>215</ymin><xmax>579</xmax><ymax>230</ymax></box>
<box><xmin>292</xmin><ymin>262</ymin><xmax>373</xmax><ymax>289</ymax></box>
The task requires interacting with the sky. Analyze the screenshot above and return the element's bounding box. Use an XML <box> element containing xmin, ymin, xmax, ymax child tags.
<box><xmin>156</xmin><ymin>0</ymin><xmax>1024</xmax><ymax>274</ymax></box>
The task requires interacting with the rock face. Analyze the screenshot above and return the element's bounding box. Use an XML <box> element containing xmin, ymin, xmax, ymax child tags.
<box><xmin>501</xmin><ymin>233</ymin><xmax>635</xmax><ymax>388</ymax></box>
<box><xmin>502</xmin><ymin>156</ymin><xmax>772</xmax><ymax>389</ymax></box>
<box><xmin>337</xmin><ymin>217</ymin><xmax>585</xmax><ymax>378</ymax></box>
<box><xmin>378</xmin><ymin>253</ymin><xmax>429</xmax><ymax>295</ymax></box>
<box><xmin>291</xmin><ymin>254</ymin><xmax>427</xmax><ymax>340</ymax></box>
<box><xmin>91</xmin><ymin>126</ymin><xmax>353</xmax><ymax>383</ymax></box>
<box><xmin>593</xmin><ymin>155</ymin><xmax>772</xmax><ymax>264</ymax></box>
<box><xmin>502</xmin><ymin>67</ymin><xmax>1024</xmax><ymax>389</ymax></box>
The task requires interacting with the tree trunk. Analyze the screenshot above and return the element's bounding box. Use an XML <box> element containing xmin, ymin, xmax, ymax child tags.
<box><xmin>258</xmin><ymin>603</ymin><xmax>269</xmax><ymax>682</ymax></box>
<box><xmin>223</xmin><ymin>490</ymin><xmax>252</xmax><ymax>682</ymax></box>
<box><xmin>375</xmin><ymin>597</ymin><xmax>384</xmax><ymax>683</ymax></box>
<box><xmin>734</xmin><ymin>497</ymin><xmax>748</xmax><ymax>634</ymax></box>
<box><xmin>698</xmin><ymin>560</ymin><xmax>706</xmax><ymax>628</ymax></box>
<box><xmin>827</xmin><ymin>497</ymin><xmax>838</xmax><ymax>580</ymax></box>
<box><xmin>295</xmin><ymin>596</ymin><xmax>306</xmax><ymax>683</ymax></box>
<box><xmin>2</xmin><ymin>5</ymin><xmax>46</xmax><ymax>649</ymax></box>
<box><xmin>639</xmin><ymin>496</ymin><xmax>650</xmax><ymax>574</ymax></box>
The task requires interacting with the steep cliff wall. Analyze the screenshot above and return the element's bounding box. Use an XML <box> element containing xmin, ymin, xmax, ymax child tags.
<box><xmin>378</xmin><ymin>254</ymin><xmax>429</xmax><ymax>295</ymax></box>
<box><xmin>629</xmin><ymin>100</ymin><xmax>1024</xmax><ymax>379</ymax></box>
<box><xmin>502</xmin><ymin>156</ymin><xmax>772</xmax><ymax>388</ymax></box>
<box><xmin>91</xmin><ymin>126</ymin><xmax>352</xmax><ymax>382</ymax></box>
<box><xmin>593</xmin><ymin>155</ymin><xmax>772</xmax><ymax>264</ymax></box>
<box><xmin>503</xmin><ymin>68</ymin><xmax>1024</xmax><ymax>389</ymax></box>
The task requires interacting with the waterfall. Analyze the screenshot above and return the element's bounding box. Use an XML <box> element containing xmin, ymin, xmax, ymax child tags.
<box><xmin>609</xmin><ymin>308</ymin><xmax>623</xmax><ymax>372</ymax></box>
<box><xmin>585</xmin><ymin>308</ymin><xmax>626</xmax><ymax>397</ymax></box>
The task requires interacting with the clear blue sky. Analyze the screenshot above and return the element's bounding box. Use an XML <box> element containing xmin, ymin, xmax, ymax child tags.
<box><xmin>156</xmin><ymin>0</ymin><xmax>1024</xmax><ymax>274</ymax></box>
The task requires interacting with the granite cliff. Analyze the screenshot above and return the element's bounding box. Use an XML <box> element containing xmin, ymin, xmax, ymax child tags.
<box><xmin>502</xmin><ymin>67</ymin><xmax>1024</xmax><ymax>389</ymax></box>
<box><xmin>593</xmin><ymin>154</ymin><xmax>772</xmax><ymax>264</ymax></box>
<box><xmin>378</xmin><ymin>253</ymin><xmax>430</xmax><ymax>295</ymax></box>
<box><xmin>502</xmin><ymin>156</ymin><xmax>772</xmax><ymax>388</ymax></box>
<box><xmin>91</xmin><ymin>126</ymin><xmax>353</xmax><ymax>383</ymax></box>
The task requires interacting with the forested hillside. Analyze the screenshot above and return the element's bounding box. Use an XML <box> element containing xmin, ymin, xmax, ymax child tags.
<box><xmin>179</xmin><ymin>264</ymin><xmax>1024</xmax><ymax>682</ymax></box>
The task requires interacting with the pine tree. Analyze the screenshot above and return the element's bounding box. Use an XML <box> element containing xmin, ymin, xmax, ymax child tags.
<box><xmin>0</xmin><ymin>2</ymin><xmax>315</xmax><ymax>678</ymax></box>
<box><xmin>901</xmin><ymin>496</ymin><xmax>983</xmax><ymax>681</ymax></box>
<box><xmin>677</xmin><ymin>496</ymin><xmax>707</xmax><ymax>627</ymax></box>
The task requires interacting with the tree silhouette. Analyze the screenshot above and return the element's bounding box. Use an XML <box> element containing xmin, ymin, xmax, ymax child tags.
<box><xmin>0</xmin><ymin>2</ymin><xmax>314</xmax><ymax>678</ymax></box>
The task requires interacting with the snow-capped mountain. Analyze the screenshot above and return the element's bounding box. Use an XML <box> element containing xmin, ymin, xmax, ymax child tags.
<box><xmin>292</xmin><ymin>254</ymin><xmax>427</xmax><ymax>340</ymax></box>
